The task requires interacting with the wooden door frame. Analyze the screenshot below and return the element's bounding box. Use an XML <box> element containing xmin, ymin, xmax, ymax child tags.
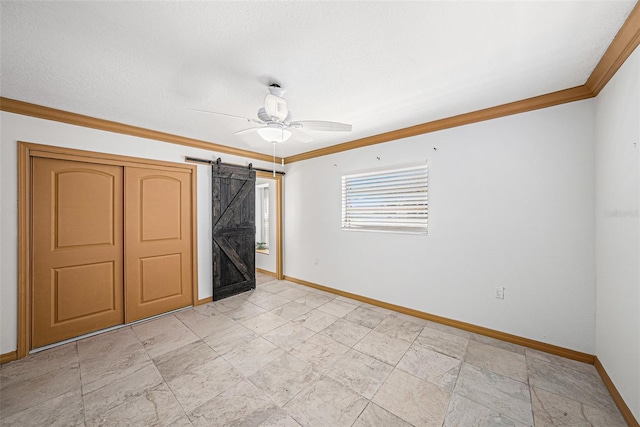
<box><xmin>17</xmin><ymin>141</ymin><xmax>198</xmax><ymax>359</ymax></box>
<box><xmin>255</xmin><ymin>171</ymin><xmax>284</xmax><ymax>280</ymax></box>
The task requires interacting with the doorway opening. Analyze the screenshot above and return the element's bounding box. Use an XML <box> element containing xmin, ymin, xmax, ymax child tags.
<box><xmin>255</xmin><ymin>171</ymin><xmax>283</xmax><ymax>282</ymax></box>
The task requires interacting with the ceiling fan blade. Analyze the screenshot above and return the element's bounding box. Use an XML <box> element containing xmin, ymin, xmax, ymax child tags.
<box><xmin>292</xmin><ymin>120</ymin><xmax>352</xmax><ymax>132</ymax></box>
<box><xmin>291</xmin><ymin>128</ymin><xmax>313</xmax><ymax>143</ymax></box>
<box><xmin>188</xmin><ymin>108</ymin><xmax>253</xmax><ymax>122</ymax></box>
<box><xmin>234</xmin><ymin>126</ymin><xmax>265</xmax><ymax>136</ymax></box>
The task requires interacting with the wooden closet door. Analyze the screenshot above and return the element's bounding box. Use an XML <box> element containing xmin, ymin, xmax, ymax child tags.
<box><xmin>32</xmin><ymin>158</ymin><xmax>124</xmax><ymax>348</ymax></box>
<box><xmin>124</xmin><ymin>167</ymin><xmax>193</xmax><ymax>322</ymax></box>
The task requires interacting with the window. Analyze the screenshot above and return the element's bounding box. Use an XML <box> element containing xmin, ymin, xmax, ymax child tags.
<box><xmin>255</xmin><ymin>183</ymin><xmax>270</xmax><ymax>253</ymax></box>
<box><xmin>341</xmin><ymin>163</ymin><xmax>428</xmax><ymax>234</ymax></box>
<box><xmin>261</xmin><ymin>186</ymin><xmax>270</xmax><ymax>246</ymax></box>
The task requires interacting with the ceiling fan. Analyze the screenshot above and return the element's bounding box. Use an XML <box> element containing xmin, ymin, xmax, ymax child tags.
<box><xmin>189</xmin><ymin>83</ymin><xmax>352</xmax><ymax>143</ymax></box>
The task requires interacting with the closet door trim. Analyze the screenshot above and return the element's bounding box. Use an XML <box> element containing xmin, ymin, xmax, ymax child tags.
<box><xmin>17</xmin><ymin>141</ymin><xmax>198</xmax><ymax>358</ymax></box>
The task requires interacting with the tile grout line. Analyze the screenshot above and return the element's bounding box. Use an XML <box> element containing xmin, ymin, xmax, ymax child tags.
<box><xmin>441</xmin><ymin>334</ymin><xmax>467</xmax><ymax>424</ymax></box>
<box><xmin>75</xmin><ymin>341</ymin><xmax>90</xmax><ymax>426</ymax></box>
<box><xmin>525</xmin><ymin>351</ymin><xmax>536</xmax><ymax>427</ymax></box>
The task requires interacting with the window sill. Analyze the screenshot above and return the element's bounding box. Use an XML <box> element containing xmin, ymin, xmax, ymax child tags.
<box><xmin>341</xmin><ymin>227</ymin><xmax>427</xmax><ymax>235</ymax></box>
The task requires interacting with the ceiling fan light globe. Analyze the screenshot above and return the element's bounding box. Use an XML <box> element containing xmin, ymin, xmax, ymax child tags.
<box><xmin>257</xmin><ymin>127</ymin><xmax>292</xmax><ymax>143</ymax></box>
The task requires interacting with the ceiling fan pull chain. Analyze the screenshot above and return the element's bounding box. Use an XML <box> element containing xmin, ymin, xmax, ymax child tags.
<box><xmin>272</xmin><ymin>142</ymin><xmax>276</xmax><ymax>177</ymax></box>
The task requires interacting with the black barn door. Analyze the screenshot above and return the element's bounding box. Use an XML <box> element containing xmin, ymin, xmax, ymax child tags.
<box><xmin>212</xmin><ymin>160</ymin><xmax>256</xmax><ymax>300</ymax></box>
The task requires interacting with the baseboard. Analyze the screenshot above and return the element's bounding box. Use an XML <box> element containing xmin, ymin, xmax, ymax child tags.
<box><xmin>256</xmin><ymin>268</ymin><xmax>277</xmax><ymax>277</ymax></box>
<box><xmin>0</xmin><ymin>350</ymin><xmax>18</xmax><ymax>365</ymax></box>
<box><xmin>195</xmin><ymin>296</ymin><xmax>213</xmax><ymax>306</ymax></box>
<box><xmin>594</xmin><ymin>356</ymin><xmax>639</xmax><ymax>427</ymax></box>
<box><xmin>284</xmin><ymin>275</ymin><xmax>595</xmax><ymax>364</ymax></box>
<box><xmin>287</xmin><ymin>276</ymin><xmax>640</xmax><ymax>419</ymax></box>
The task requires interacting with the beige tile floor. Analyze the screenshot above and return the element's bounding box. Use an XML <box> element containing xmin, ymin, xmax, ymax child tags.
<box><xmin>0</xmin><ymin>273</ymin><xmax>627</xmax><ymax>426</ymax></box>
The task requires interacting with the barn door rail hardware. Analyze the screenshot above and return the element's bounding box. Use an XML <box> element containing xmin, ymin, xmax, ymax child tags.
<box><xmin>184</xmin><ymin>156</ymin><xmax>285</xmax><ymax>176</ymax></box>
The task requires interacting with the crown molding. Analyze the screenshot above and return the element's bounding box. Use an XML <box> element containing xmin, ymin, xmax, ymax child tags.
<box><xmin>0</xmin><ymin>97</ymin><xmax>281</xmax><ymax>164</ymax></box>
<box><xmin>586</xmin><ymin>1</ymin><xmax>640</xmax><ymax>96</ymax></box>
<box><xmin>285</xmin><ymin>85</ymin><xmax>593</xmax><ymax>164</ymax></box>
<box><xmin>2</xmin><ymin>2</ymin><xmax>638</xmax><ymax>165</ymax></box>
<box><xmin>286</xmin><ymin>2</ymin><xmax>640</xmax><ymax>164</ymax></box>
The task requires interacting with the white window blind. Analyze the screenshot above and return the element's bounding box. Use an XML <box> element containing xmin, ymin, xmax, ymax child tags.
<box><xmin>341</xmin><ymin>164</ymin><xmax>428</xmax><ymax>234</ymax></box>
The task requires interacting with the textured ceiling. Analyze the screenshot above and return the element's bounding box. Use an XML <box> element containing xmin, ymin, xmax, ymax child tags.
<box><xmin>1</xmin><ymin>1</ymin><xmax>636</xmax><ymax>158</ymax></box>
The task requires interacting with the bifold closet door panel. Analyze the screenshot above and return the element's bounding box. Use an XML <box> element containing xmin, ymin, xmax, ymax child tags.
<box><xmin>32</xmin><ymin>158</ymin><xmax>124</xmax><ymax>348</ymax></box>
<box><xmin>124</xmin><ymin>167</ymin><xmax>193</xmax><ymax>323</ymax></box>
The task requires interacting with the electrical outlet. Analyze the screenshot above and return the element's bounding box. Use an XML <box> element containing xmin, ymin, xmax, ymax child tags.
<box><xmin>495</xmin><ymin>286</ymin><xmax>504</xmax><ymax>299</ymax></box>
<box><xmin>314</xmin><ymin>258</ymin><xmax>319</xmax><ymax>265</ymax></box>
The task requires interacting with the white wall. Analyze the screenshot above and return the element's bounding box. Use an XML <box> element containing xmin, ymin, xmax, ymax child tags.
<box><xmin>255</xmin><ymin>180</ymin><xmax>277</xmax><ymax>273</ymax></box>
<box><xmin>284</xmin><ymin>99</ymin><xmax>597</xmax><ymax>353</ymax></box>
<box><xmin>594</xmin><ymin>46</ymin><xmax>640</xmax><ymax>420</ymax></box>
<box><xmin>0</xmin><ymin>111</ymin><xmax>277</xmax><ymax>354</ymax></box>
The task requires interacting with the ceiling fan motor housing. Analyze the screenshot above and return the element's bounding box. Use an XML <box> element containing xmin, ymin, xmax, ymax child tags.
<box><xmin>264</xmin><ymin>93</ymin><xmax>288</xmax><ymax>122</ymax></box>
